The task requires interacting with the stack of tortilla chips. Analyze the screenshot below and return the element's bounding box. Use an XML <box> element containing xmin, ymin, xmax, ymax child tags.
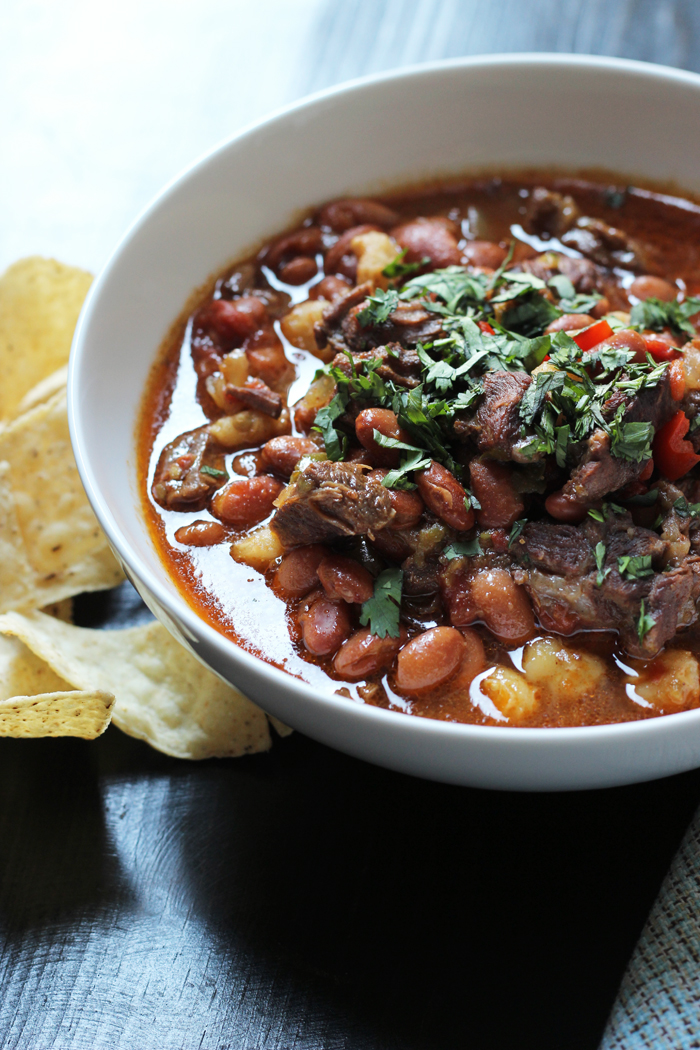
<box><xmin>0</xmin><ymin>258</ymin><xmax>288</xmax><ymax>758</ymax></box>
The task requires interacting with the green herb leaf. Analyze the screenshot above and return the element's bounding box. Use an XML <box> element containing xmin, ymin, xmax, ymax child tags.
<box><xmin>382</xmin><ymin>249</ymin><xmax>430</xmax><ymax>279</ymax></box>
<box><xmin>548</xmin><ymin>274</ymin><xmax>576</xmax><ymax>300</ymax></box>
<box><xmin>381</xmin><ymin>448</ymin><xmax>432</xmax><ymax>490</ymax></box>
<box><xmin>444</xmin><ymin>537</ymin><xmax>482</xmax><ymax>560</ymax></box>
<box><xmin>609</xmin><ymin>420</ymin><xmax>655</xmax><ymax>463</ymax></box>
<box><xmin>200</xmin><ymin>465</ymin><xmax>227</xmax><ymax>478</ymax></box>
<box><xmin>594</xmin><ymin>541</ymin><xmax>610</xmax><ymax>587</ymax></box>
<box><xmin>672</xmin><ymin>495</ymin><xmax>700</xmax><ymax>518</ymax></box>
<box><xmin>509</xmin><ymin>518</ymin><xmax>528</xmax><ymax>548</ymax></box>
<box><xmin>637</xmin><ymin>600</ymin><xmax>656</xmax><ymax>643</ymax></box>
<box><xmin>630</xmin><ymin>296</ymin><xmax>700</xmax><ymax>340</ymax></box>
<box><xmin>618</xmin><ymin>554</ymin><xmax>654</xmax><ymax>579</ymax></box>
<box><xmin>359</xmin><ymin>568</ymin><xmax>403</xmax><ymax>639</ymax></box>
<box><xmin>357</xmin><ymin>288</ymin><xmax>400</xmax><ymax>327</ymax></box>
<box><xmin>555</xmin><ymin>424</ymin><xmax>570</xmax><ymax>468</ymax></box>
<box><xmin>312</xmin><ymin>391</ymin><xmax>348</xmax><ymax>460</ymax></box>
<box><xmin>588</xmin><ymin>508</ymin><xmax>605</xmax><ymax>522</ymax></box>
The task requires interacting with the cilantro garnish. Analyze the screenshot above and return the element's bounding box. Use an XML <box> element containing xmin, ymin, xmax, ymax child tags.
<box><xmin>588</xmin><ymin>508</ymin><xmax>604</xmax><ymax>522</ymax></box>
<box><xmin>637</xmin><ymin>600</ymin><xmax>656</xmax><ymax>642</ymax></box>
<box><xmin>672</xmin><ymin>496</ymin><xmax>700</xmax><ymax>518</ymax></box>
<box><xmin>382</xmin><ymin>249</ymin><xmax>430</xmax><ymax>279</ymax></box>
<box><xmin>359</xmin><ymin>569</ymin><xmax>403</xmax><ymax>639</ymax></box>
<box><xmin>609</xmin><ymin>420</ymin><xmax>654</xmax><ymax>463</ymax></box>
<box><xmin>312</xmin><ymin>391</ymin><xmax>348</xmax><ymax>460</ymax></box>
<box><xmin>630</xmin><ymin>296</ymin><xmax>700</xmax><ymax>340</ymax></box>
<box><xmin>618</xmin><ymin>555</ymin><xmax>654</xmax><ymax>580</ymax></box>
<box><xmin>509</xmin><ymin>519</ymin><xmax>527</xmax><ymax>547</ymax></box>
<box><xmin>200</xmin><ymin>465</ymin><xmax>227</xmax><ymax>478</ymax></box>
<box><xmin>594</xmin><ymin>542</ymin><xmax>610</xmax><ymax>587</ymax></box>
<box><xmin>357</xmin><ymin>288</ymin><xmax>399</xmax><ymax>327</ymax></box>
<box><xmin>444</xmin><ymin>537</ymin><xmax>482</xmax><ymax>560</ymax></box>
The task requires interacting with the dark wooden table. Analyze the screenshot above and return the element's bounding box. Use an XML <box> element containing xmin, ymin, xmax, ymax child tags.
<box><xmin>4</xmin><ymin>2</ymin><xmax>700</xmax><ymax>1047</ymax></box>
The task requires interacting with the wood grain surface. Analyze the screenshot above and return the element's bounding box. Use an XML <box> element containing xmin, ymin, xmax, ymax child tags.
<box><xmin>3</xmin><ymin>2</ymin><xmax>700</xmax><ymax>1047</ymax></box>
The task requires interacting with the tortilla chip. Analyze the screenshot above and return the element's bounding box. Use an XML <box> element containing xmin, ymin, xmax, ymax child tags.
<box><xmin>0</xmin><ymin>633</ymin><xmax>113</xmax><ymax>738</ymax></box>
<box><xmin>0</xmin><ymin>257</ymin><xmax>92</xmax><ymax>420</ymax></box>
<box><xmin>0</xmin><ymin>611</ymin><xmax>272</xmax><ymax>759</ymax></box>
<box><xmin>0</xmin><ymin>389</ymin><xmax>124</xmax><ymax>612</ymax></box>
<box><xmin>15</xmin><ymin>364</ymin><xmax>68</xmax><ymax>416</ymax></box>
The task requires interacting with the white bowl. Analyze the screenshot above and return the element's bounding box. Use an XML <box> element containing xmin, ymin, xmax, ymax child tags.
<box><xmin>69</xmin><ymin>53</ymin><xmax>700</xmax><ymax>790</ymax></box>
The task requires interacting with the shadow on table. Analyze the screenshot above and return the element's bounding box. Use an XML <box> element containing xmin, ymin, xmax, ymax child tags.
<box><xmin>0</xmin><ymin>727</ymin><xmax>699</xmax><ymax>1050</ymax></box>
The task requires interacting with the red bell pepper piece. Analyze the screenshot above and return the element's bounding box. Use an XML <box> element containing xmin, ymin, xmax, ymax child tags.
<box><xmin>478</xmin><ymin>321</ymin><xmax>495</xmax><ymax>335</ymax></box>
<box><xmin>643</xmin><ymin>334</ymin><xmax>680</xmax><ymax>362</ymax></box>
<box><xmin>653</xmin><ymin>410</ymin><xmax>700</xmax><ymax>481</ymax></box>
<box><xmin>573</xmin><ymin>319</ymin><xmax>614</xmax><ymax>352</ymax></box>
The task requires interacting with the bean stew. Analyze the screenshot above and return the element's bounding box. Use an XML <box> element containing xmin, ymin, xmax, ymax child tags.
<box><xmin>140</xmin><ymin>174</ymin><xmax>700</xmax><ymax>728</ymax></box>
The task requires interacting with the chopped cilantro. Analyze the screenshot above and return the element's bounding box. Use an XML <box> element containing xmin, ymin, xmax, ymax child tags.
<box><xmin>548</xmin><ymin>274</ymin><xmax>576</xmax><ymax>300</ymax></box>
<box><xmin>588</xmin><ymin>508</ymin><xmax>605</xmax><ymax>522</ymax></box>
<box><xmin>672</xmin><ymin>495</ymin><xmax>700</xmax><ymax>518</ymax></box>
<box><xmin>637</xmin><ymin>600</ymin><xmax>656</xmax><ymax>643</ymax></box>
<box><xmin>609</xmin><ymin>420</ymin><xmax>654</xmax><ymax>463</ymax></box>
<box><xmin>618</xmin><ymin>555</ymin><xmax>654</xmax><ymax>579</ymax></box>
<box><xmin>312</xmin><ymin>391</ymin><xmax>348</xmax><ymax>460</ymax></box>
<box><xmin>595</xmin><ymin>542</ymin><xmax>610</xmax><ymax>587</ymax></box>
<box><xmin>200</xmin><ymin>465</ymin><xmax>227</xmax><ymax>478</ymax></box>
<box><xmin>555</xmin><ymin>424</ymin><xmax>570</xmax><ymax>468</ymax></box>
<box><xmin>357</xmin><ymin>288</ymin><xmax>399</xmax><ymax>327</ymax></box>
<box><xmin>509</xmin><ymin>519</ymin><xmax>528</xmax><ymax>547</ymax></box>
<box><xmin>359</xmin><ymin>569</ymin><xmax>403</xmax><ymax>639</ymax></box>
<box><xmin>381</xmin><ymin>448</ymin><xmax>432</xmax><ymax>490</ymax></box>
<box><xmin>382</xmin><ymin>249</ymin><xmax>430</xmax><ymax>279</ymax></box>
<box><xmin>630</xmin><ymin>296</ymin><xmax>700</xmax><ymax>340</ymax></box>
<box><xmin>444</xmin><ymin>537</ymin><xmax>482</xmax><ymax>560</ymax></box>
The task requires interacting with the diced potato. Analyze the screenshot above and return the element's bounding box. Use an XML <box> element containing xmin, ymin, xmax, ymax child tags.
<box><xmin>280</xmin><ymin>299</ymin><xmax>328</xmax><ymax>358</ymax></box>
<box><xmin>630</xmin><ymin>649</ymin><xmax>700</xmax><ymax>709</ymax></box>
<box><xmin>221</xmin><ymin>349</ymin><xmax>249</xmax><ymax>386</ymax></box>
<box><xmin>230</xmin><ymin>525</ymin><xmax>284</xmax><ymax>572</ymax></box>
<box><xmin>682</xmin><ymin>339</ymin><xmax>700</xmax><ymax>391</ymax></box>
<box><xmin>208</xmin><ymin>407</ymin><xmax>290</xmax><ymax>449</ymax></box>
<box><xmin>293</xmin><ymin>372</ymin><xmax>336</xmax><ymax>433</ymax></box>
<box><xmin>481</xmin><ymin>665</ymin><xmax>539</xmax><ymax>720</ymax></box>
<box><xmin>351</xmin><ymin>230</ymin><xmax>399</xmax><ymax>290</ymax></box>
<box><xmin>523</xmin><ymin>637</ymin><xmax>606</xmax><ymax>702</ymax></box>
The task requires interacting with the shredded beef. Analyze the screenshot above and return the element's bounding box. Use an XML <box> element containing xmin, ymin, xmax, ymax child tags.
<box><xmin>331</xmin><ymin>343</ymin><xmax>422</xmax><ymax>389</ymax></box>
<box><xmin>523</xmin><ymin>188</ymin><xmax>580</xmax><ymax>239</ymax></box>
<box><xmin>561</xmin><ymin>217</ymin><xmax>650</xmax><ymax>272</ymax></box>
<box><xmin>315</xmin><ymin>286</ymin><xmax>443</xmax><ymax>357</ymax></box>
<box><xmin>271</xmin><ymin>460</ymin><xmax>394</xmax><ymax>548</ymax></box>
<box><xmin>512</xmin><ymin>513</ymin><xmax>700</xmax><ymax>657</ymax></box>
<box><xmin>151</xmin><ymin>427</ymin><xmax>227</xmax><ymax>511</ymax></box>
<box><xmin>456</xmin><ymin>371</ymin><xmax>533</xmax><ymax>460</ymax></box>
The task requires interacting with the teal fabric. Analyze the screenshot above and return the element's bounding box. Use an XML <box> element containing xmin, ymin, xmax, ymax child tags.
<box><xmin>601</xmin><ymin>807</ymin><xmax>700</xmax><ymax>1047</ymax></box>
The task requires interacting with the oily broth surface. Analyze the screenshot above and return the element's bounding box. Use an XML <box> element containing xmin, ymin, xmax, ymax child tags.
<box><xmin>139</xmin><ymin>174</ymin><xmax>700</xmax><ymax>728</ymax></box>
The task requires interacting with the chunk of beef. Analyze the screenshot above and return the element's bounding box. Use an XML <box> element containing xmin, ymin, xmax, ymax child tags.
<box><xmin>455</xmin><ymin>371</ymin><xmax>533</xmax><ymax>460</ymax></box>
<box><xmin>561</xmin><ymin>372</ymin><xmax>675</xmax><ymax>507</ymax></box>
<box><xmin>682</xmin><ymin>389</ymin><xmax>700</xmax><ymax>452</ymax></box>
<box><xmin>514</xmin><ymin>522</ymin><xmax>595</xmax><ymax>576</ymax></box>
<box><xmin>523</xmin><ymin>188</ymin><xmax>580</xmax><ymax>238</ymax></box>
<box><xmin>512</xmin><ymin>513</ymin><xmax>700</xmax><ymax>657</ymax></box>
<box><xmin>271</xmin><ymin>461</ymin><xmax>395</xmax><ymax>548</ymax></box>
<box><xmin>561</xmin><ymin>217</ymin><xmax>650</xmax><ymax>272</ymax></box>
<box><xmin>315</xmin><ymin>284</ymin><xmax>443</xmax><ymax>357</ymax></box>
<box><xmin>151</xmin><ymin>426</ymin><xmax>227</xmax><ymax>511</ymax></box>
<box><xmin>331</xmin><ymin>343</ymin><xmax>422</xmax><ymax>389</ymax></box>
<box><xmin>226</xmin><ymin>378</ymin><xmax>283</xmax><ymax>417</ymax></box>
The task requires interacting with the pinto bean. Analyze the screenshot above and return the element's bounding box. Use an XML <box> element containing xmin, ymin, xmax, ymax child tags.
<box><xmin>260</xmin><ymin>435</ymin><xmax>319</xmax><ymax>477</ymax></box>
<box><xmin>391</xmin><ymin>217</ymin><xmax>461</xmax><ymax>268</ymax></box>
<box><xmin>629</xmin><ymin>275</ymin><xmax>677</xmax><ymax>302</ymax></box>
<box><xmin>591</xmin><ymin>296</ymin><xmax>611</xmax><ymax>318</ymax></box>
<box><xmin>333</xmin><ymin>626</ymin><xmax>407</xmax><ymax>679</ymax></box>
<box><xmin>318</xmin><ymin>555</ymin><xmax>374</xmax><ymax>603</ymax></box>
<box><xmin>469</xmin><ymin>569</ymin><xmax>535</xmax><ymax>645</ymax></box>
<box><xmin>461</xmin><ymin>241</ymin><xmax>507</xmax><ymax>269</ymax></box>
<box><xmin>317</xmin><ymin>198</ymin><xmax>399</xmax><ymax>232</ymax></box>
<box><xmin>232</xmin><ymin>450</ymin><xmax>265</xmax><ymax>478</ymax></box>
<box><xmin>246</xmin><ymin>333</ymin><xmax>295</xmax><ymax>391</ymax></box>
<box><xmin>275</xmin><ymin>545</ymin><xmax>327</xmax><ymax>597</ymax></box>
<box><xmin>174</xmin><ymin>520</ymin><xmax>226</xmax><ymax>547</ymax></box>
<box><xmin>279</xmin><ymin>256</ymin><xmax>318</xmax><ymax>285</ymax></box>
<box><xmin>545</xmin><ymin>313</ymin><xmax>595</xmax><ymax>334</ymax></box>
<box><xmin>308</xmin><ymin>275</ymin><xmax>351</xmax><ymax>302</ymax></box>
<box><xmin>395</xmin><ymin>627</ymin><xmax>465</xmax><ymax>694</ymax></box>
<box><xmin>355</xmin><ymin>408</ymin><xmax>408</xmax><ymax>467</ymax></box>
<box><xmin>544</xmin><ymin>492</ymin><xmax>590</xmax><ymax>523</ymax></box>
<box><xmin>324</xmin><ymin>224</ymin><xmax>381</xmax><ymax>279</ymax></box>
<box><xmin>265</xmin><ymin>227</ymin><xmax>322</xmax><ymax>270</ymax></box>
<box><xmin>469</xmin><ymin>459</ymin><xmax>525</xmax><ymax>529</ymax></box>
<box><xmin>416</xmin><ymin>462</ymin><xmax>474</xmax><ymax>531</ymax></box>
<box><xmin>211</xmin><ymin>475</ymin><xmax>283</xmax><ymax>528</ymax></box>
<box><xmin>299</xmin><ymin>594</ymin><xmax>352</xmax><ymax>656</ymax></box>
<box><xmin>197</xmin><ymin>297</ymin><xmax>267</xmax><ymax>347</ymax></box>
<box><xmin>368</xmin><ymin>469</ymin><xmax>424</xmax><ymax>529</ymax></box>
